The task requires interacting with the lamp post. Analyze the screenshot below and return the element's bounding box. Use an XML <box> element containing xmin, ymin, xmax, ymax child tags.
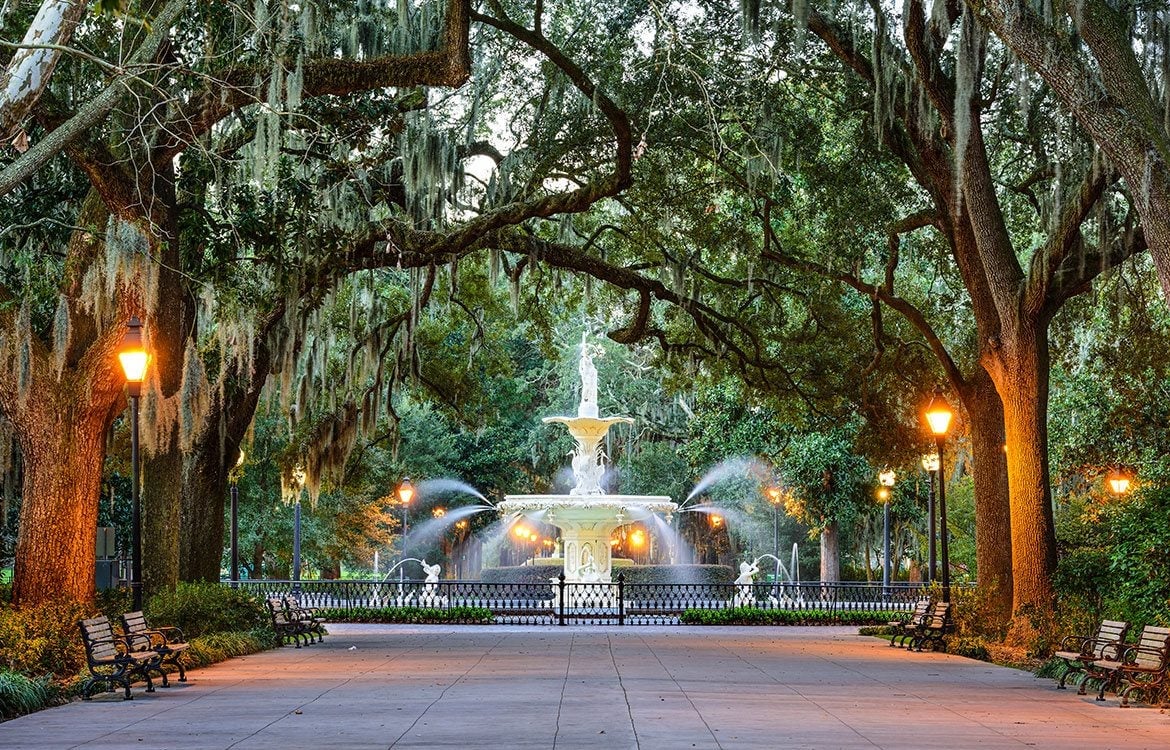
<box><xmin>397</xmin><ymin>477</ymin><xmax>414</xmax><ymax>563</ymax></box>
<box><xmin>920</xmin><ymin>453</ymin><xmax>939</xmax><ymax>582</ymax></box>
<box><xmin>877</xmin><ymin>469</ymin><xmax>896</xmax><ymax>594</ymax></box>
<box><xmin>924</xmin><ymin>389</ymin><xmax>954</xmax><ymax>602</ymax></box>
<box><xmin>765</xmin><ymin>486</ymin><xmax>782</xmax><ymax>561</ymax></box>
<box><xmin>229</xmin><ymin>449</ymin><xmax>245</xmax><ymax>585</ymax></box>
<box><xmin>118</xmin><ymin>317</ymin><xmax>148</xmax><ymax>611</ymax></box>
<box><xmin>291</xmin><ymin>466</ymin><xmax>306</xmax><ymax>588</ymax></box>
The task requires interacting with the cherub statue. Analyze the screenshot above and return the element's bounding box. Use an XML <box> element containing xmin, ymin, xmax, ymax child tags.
<box><xmin>732</xmin><ymin>560</ymin><xmax>760</xmax><ymax>607</ymax></box>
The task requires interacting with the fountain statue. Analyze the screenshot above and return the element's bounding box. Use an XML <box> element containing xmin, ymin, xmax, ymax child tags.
<box><xmin>732</xmin><ymin>560</ymin><xmax>759</xmax><ymax>607</ymax></box>
<box><xmin>499</xmin><ymin>335</ymin><xmax>677</xmax><ymax>583</ymax></box>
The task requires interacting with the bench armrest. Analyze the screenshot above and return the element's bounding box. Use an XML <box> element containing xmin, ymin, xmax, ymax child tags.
<box><xmin>1081</xmin><ymin>636</ymin><xmax>1124</xmax><ymax>661</ymax></box>
<box><xmin>1120</xmin><ymin>645</ymin><xmax>1170</xmax><ymax>667</ymax></box>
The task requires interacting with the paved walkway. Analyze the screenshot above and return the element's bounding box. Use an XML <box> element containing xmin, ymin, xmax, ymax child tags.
<box><xmin>2</xmin><ymin>624</ymin><xmax>1167</xmax><ymax>749</ymax></box>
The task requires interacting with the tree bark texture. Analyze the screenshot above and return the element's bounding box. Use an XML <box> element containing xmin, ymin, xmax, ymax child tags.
<box><xmin>962</xmin><ymin>369</ymin><xmax>1013</xmax><ymax>623</ymax></box>
<box><xmin>819</xmin><ymin>521</ymin><xmax>840</xmax><ymax>582</ymax></box>
<box><xmin>983</xmin><ymin>325</ymin><xmax>1057</xmax><ymax>619</ymax></box>
<box><xmin>12</xmin><ymin>403</ymin><xmax>106</xmax><ymax>606</ymax></box>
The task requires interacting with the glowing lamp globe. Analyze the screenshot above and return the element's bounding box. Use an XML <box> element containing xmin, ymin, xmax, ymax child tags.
<box><xmin>118</xmin><ymin>317</ymin><xmax>149</xmax><ymax>387</ymax></box>
<box><xmin>924</xmin><ymin>390</ymin><xmax>954</xmax><ymax>436</ymax></box>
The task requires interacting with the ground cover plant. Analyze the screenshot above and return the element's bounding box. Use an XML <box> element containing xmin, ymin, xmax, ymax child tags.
<box><xmin>680</xmin><ymin>607</ymin><xmax>903</xmax><ymax>627</ymax></box>
<box><xmin>317</xmin><ymin>606</ymin><xmax>492</xmax><ymax>624</ymax></box>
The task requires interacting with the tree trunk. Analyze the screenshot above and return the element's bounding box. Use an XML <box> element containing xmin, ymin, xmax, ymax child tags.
<box><xmin>819</xmin><ymin>521</ymin><xmax>839</xmax><ymax>582</ymax></box>
<box><xmin>179</xmin><ymin>447</ymin><xmax>226</xmax><ymax>583</ymax></box>
<box><xmin>984</xmin><ymin>324</ymin><xmax>1057</xmax><ymax>631</ymax></box>
<box><xmin>961</xmin><ymin>368</ymin><xmax>1013</xmax><ymax>625</ymax></box>
<box><xmin>142</xmin><ymin>449</ymin><xmax>182</xmax><ymax>597</ymax></box>
<box><xmin>11</xmin><ymin>401</ymin><xmax>108</xmax><ymax>606</ymax></box>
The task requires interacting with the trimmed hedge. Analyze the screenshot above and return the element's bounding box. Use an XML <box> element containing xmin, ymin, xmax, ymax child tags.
<box><xmin>317</xmin><ymin>606</ymin><xmax>493</xmax><ymax>624</ymax></box>
<box><xmin>146</xmin><ymin>582</ymin><xmax>268</xmax><ymax>638</ymax></box>
<box><xmin>481</xmin><ymin>564</ymin><xmax>734</xmax><ymax>586</ymax></box>
<box><xmin>679</xmin><ymin>607</ymin><xmax>904</xmax><ymax>626</ymax></box>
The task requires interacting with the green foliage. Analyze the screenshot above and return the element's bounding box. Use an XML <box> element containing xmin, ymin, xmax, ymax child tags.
<box><xmin>679</xmin><ymin>607</ymin><xmax>902</xmax><ymax>626</ymax></box>
<box><xmin>318</xmin><ymin>606</ymin><xmax>492</xmax><ymax>624</ymax></box>
<box><xmin>180</xmin><ymin>630</ymin><xmax>278</xmax><ymax>669</ymax></box>
<box><xmin>947</xmin><ymin>637</ymin><xmax>991</xmax><ymax>661</ymax></box>
<box><xmin>145</xmin><ymin>583</ymin><xmax>267</xmax><ymax>638</ymax></box>
<box><xmin>0</xmin><ymin>599</ymin><xmax>93</xmax><ymax>678</ymax></box>
<box><xmin>781</xmin><ymin>425</ymin><xmax>872</xmax><ymax>529</ymax></box>
<box><xmin>0</xmin><ymin>670</ymin><xmax>59</xmax><ymax>721</ymax></box>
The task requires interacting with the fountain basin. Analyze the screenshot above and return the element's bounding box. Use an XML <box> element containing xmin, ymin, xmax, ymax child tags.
<box><xmin>500</xmin><ymin>494</ymin><xmax>676</xmax><ymax>584</ymax></box>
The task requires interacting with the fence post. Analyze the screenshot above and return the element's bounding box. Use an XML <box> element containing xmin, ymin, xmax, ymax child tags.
<box><xmin>558</xmin><ymin>572</ymin><xmax>566</xmax><ymax>626</ymax></box>
<box><xmin>617</xmin><ymin>573</ymin><xmax>625</xmax><ymax>626</ymax></box>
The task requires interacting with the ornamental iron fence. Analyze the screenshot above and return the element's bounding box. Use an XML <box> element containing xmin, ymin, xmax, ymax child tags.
<box><xmin>231</xmin><ymin>577</ymin><xmax>960</xmax><ymax>626</ymax></box>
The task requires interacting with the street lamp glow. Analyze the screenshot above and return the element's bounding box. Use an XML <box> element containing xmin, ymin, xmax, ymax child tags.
<box><xmin>396</xmin><ymin>476</ymin><xmax>414</xmax><ymax>505</ymax></box>
<box><xmin>765</xmin><ymin>486</ymin><xmax>783</xmax><ymax>505</ymax></box>
<box><xmin>630</xmin><ymin>529</ymin><xmax>645</xmax><ymax>547</ymax></box>
<box><xmin>433</xmin><ymin>507</ymin><xmax>446</xmax><ymax>518</ymax></box>
<box><xmin>876</xmin><ymin>487</ymin><xmax>890</xmax><ymax>501</ymax></box>
<box><xmin>878</xmin><ymin>469</ymin><xmax>896</xmax><ymax>487</ymax></box>
<box><xmin>924</xmin><ymin>389</ymin><xmax>954</xmax><ymax>436</ymax></box>
<box><xmin>921</xmin><ymin>453</ymin><xmax>939</xmax><ymax>472</ymax></box>
<box><xmin>118</xmin><ymin>317</ymin><xmax>149</xmax><ymax>389</ymax></box>
<box><xmin>1107</xmin><ymin>469</ymin><xmax>1133</xmax><ymax>496</ymax></box>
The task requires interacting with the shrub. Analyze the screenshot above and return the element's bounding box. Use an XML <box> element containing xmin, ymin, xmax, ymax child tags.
<box><xmin>318</xmin><ymin>606</ymin><xmax>493</xmax><ymax>624</ymax></box>
<box><xmin>145</xmin><ymin>583</ymin><xmax>267</xmax><ymax>638</ymax></box>
<box><xmin>679</xmin><ymin>607</ymin><xmax>902</xmax><ymax>626</ymax></box>
<box><xmin>180</xmin><ymin>630</ymin><xmax>277</xmax><ymax>669</ymax></box>
<box><xmin>0</xmin><ymin>599</ymin><xmax>93</xmax><ymax>678</ymax></box>
<box><xmin>0</xmin><ymin>670</ymin><xmax>59</xmax><ymax>721</ymax></box>
<box><xmin>949</xmin><ymin>636</ymin><xmax>992</xmax><ymax>661</ymax></box>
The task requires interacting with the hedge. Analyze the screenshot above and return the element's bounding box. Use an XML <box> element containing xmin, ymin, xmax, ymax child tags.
<box><xmin>679</xmin><ymin>607</ymin><xmax>904</xmax><ymax>626</ymax></box>
<box><xmin>317</xmin><ymin>606</ymin><xmax>493</xmax><ymax>624</ymax></box>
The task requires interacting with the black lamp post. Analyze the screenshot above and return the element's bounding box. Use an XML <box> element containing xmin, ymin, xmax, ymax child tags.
<box><xmin>118</xmin><ymin>317</ymin><xmax>148</xmax><ymax>611</ymax></box>
<box><xmin>397</xmin><ymin>477</ymin><xmax>414</xmax><ymax>563</ymax></box>
<box><xmin>924</xmin><ymin>389</ymin><xmax>954</xmax><ymax>602</ymax></box>
<box><xmin>765</xmin><ymin>486</ymin><xmax>782</xmax><ymax>561</ymax></box>
<box><xmin>921</xmin><ymin>453</ymin><xmax>939</xmax><ymax>583</ymax></box>
<box><xmin>229</xmin><ymin>450</ymin><xmax>244</xmax><ymax>585</ymax></box>
<box><xmin>877</xmin><ymin>469</ymin><xmax>896</xmax><ymax>595</ymax></box>
<box><xmin>291</xmin><ymin>466</ymin><xmax>306</xmax><ymax>588</ymax></box>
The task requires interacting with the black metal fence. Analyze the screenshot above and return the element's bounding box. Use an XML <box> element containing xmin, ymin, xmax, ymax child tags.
<box><xmin>232</xmin><ymin>578</ymin><xmax>939</xmax><ymax>625</ymax></box>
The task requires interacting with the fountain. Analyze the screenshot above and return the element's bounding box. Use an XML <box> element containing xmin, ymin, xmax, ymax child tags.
<box><xmin>498</xmin><ymin>334</ymin><xmax>677</xmax><ymax>584</ymax></box>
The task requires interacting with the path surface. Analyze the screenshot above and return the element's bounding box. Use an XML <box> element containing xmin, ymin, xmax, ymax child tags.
<box><xmin>1</xmin><ymin>624</ymin><xmax>1167</xmax><ymax>749</ymax></box>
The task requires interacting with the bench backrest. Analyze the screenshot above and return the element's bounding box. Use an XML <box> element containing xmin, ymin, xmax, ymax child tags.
<box><xmin>908</xmin><ymin>599</ymin><xmax>930</xmax><ymax>624</ymax></box>
<box><xmin>266</xmin><ymin>598</ymin><xmax>292</xmax><ymax>623</ymax></box>
<box><xmin>122</xmin><ymin>610</ymin><xmax>149</xmax><ymax>636</ymax></box>
<box><xmin>1132</xmin><ymin>625</ymin><xmax>1170</xmax><ymax>669</ymax></box>
<box><xmin>924</xmin><ymin>601</ymin><xmax>951</xmax><ymax>629</ymax></box>
<box><xmin>79</xmin><ymin>616</ymin><xmax>119</xmax><ymax>661</ymax></box>
<box><xmin>1090</xmin><ymin>620</ymin><xmax>1129</xmax><ymax>658</ymax></box>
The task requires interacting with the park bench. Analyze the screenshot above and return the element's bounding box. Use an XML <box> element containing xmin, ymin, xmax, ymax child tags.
<box><xmin>281</xmin><ymin>595</ymin><xmax>326</xmax><ymax>643</ymax></box>
<box><xmin>78</xmin><ymin>615</ymin><xmax>159</xmax><ymax>700</ymax></box>
<box><xmin>1052</xmin><ymin>619</ymin><xmax>1129</xmax><ymax>693</ymax></box>
<box><xmin>888</xmin><ymin>599</ymin><xmax>931</xmax><ymax>648</ymax></box>
<box><xmin>1087</xmin><ymin>624</ymin><xmax>1170</xmax><ymax>707</ymax></box>
<box><xmin>266</xmin><ymin>597</ymin><xmax>312</xmax><ymax>647</ymax></box>
<box><xmin>121</xmin><ymin>610</ymin><xmax>191</xmax><ymax>686</ymax></box>
<box><xmin>910</xmin><ymin>601</ymin><xmax>953</xmax><ymax>652</ymax></box>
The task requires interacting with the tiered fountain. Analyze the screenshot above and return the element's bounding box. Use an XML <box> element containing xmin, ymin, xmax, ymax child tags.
<box><xmin>498</xmin><ymin>335</ymin><xmax>677</xmax><ymax>583</ymax></box>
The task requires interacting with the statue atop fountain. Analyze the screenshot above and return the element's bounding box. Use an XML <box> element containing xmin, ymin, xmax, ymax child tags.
<box><xmin>499</xmin><ymin>334</ymin><xmax>676</xmax><ymax>584</ymax></box>
<box><xmin>578</xmin><ymin>333</ymin><xmax>599</xmax><ymax>419</ymax></box>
